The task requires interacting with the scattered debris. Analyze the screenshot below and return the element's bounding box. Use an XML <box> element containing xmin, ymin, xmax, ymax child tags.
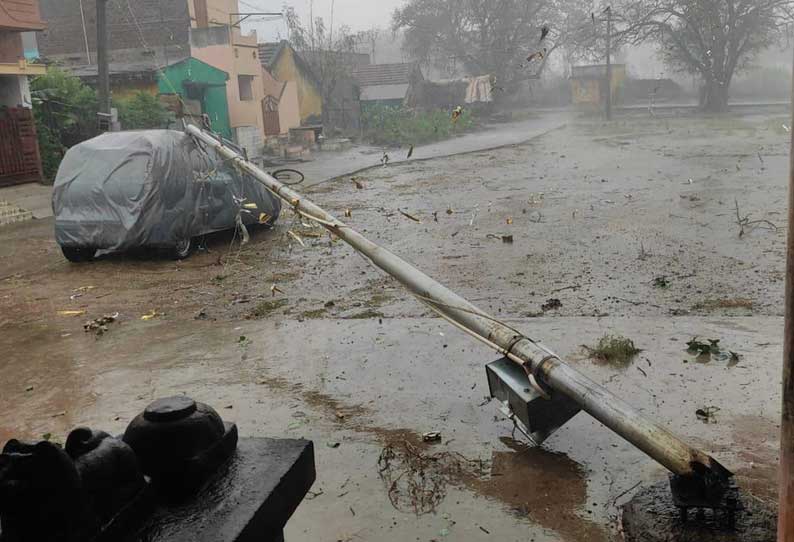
<box><xmin>377</xmin><ymin>439</ymin><xmax>486</xmax><ymax>515</ymax></box>
<box><xmin>327</xmin><ymin>442</ymin><xmax>341</xmax><ymax>449</ymax></box>
<box><xmin>140</xmin><ymin>310</ymin><xmax>161</xmax><ymax>321</ymax></box>
<box><xmin>58</xmin><ymin>310</ymin><xmax>86</xmax><ymax>317</ymax></box>
<box><xmin>695</xmin><ymin>406</ymin><xmax>720</xmax><ymax>423</ymax></box>
<box><xmin>652</xmin><ymin>276</ymin><xmax>670</xmax><ymax>289</ymax></box>
<box><xmin>686</xmin><ymin>337</ymin><xmax>720</xmax><ymax>356</ymax></box>
<box><xmin>584</xmin><ymin>335</ymin><xmax>641</xmax><ymax>367</ymax></box>
<box><xmin>407</xmin><ymin>145</ymin><xmax>414</xmax><ymax>159</ymax></box>
<box><xmin>526</xmin><ymin>48</ymin><xmax>546</xmax><ymax>63</ymax></box>
<box><xmin>422</xmin><ymin>431</ymin><xmax>442</xmax><ymax>443</ymax></box>
<box><xmin>83</xmin><ymin>313</ymin><xmax>119</xmax><ymax>336</ymax></box>
<box><xmin>271</xmin><ymin>284</ymin><xmax>284</xmax><ymax>297</ymax></box>
<box><xmin>541</xmin><ymin>298</ymin><xmax>562</xmax><ymax>312</ymax></box>
<box><xmin>344</xmin><ymin>209</ymin><xmax>352</xmax><ymax>218</ymax></box>
<box><xmin>539</xmin><ymin>25</ymin><xmax>550</xmax><ymax>41</ymax></box>
<box><xmin>734</xmin><ymin>199</ymin><xmax>778</xmax><ymax>237</ymax></box>
<box><xmin>692</xmin><ymin>298</ymin><xmax>753</xmax><ymax>311</ymax></box>
<box><xmin>506</xmin><ymin>217</ymin><xmax>513</xmax><ymax>225</ymax></box>
<box><xmin>398</xmin><ymin>209</ymin><xmax>422</xmax><ymax>223</ymax></box>
<box><xmin>248</xmin><ymin>299</ymin><xmax>288</xmax><ymax>319</ymax></box>
<box><xmin>335</xmin><ymin>411</ymin><xmax>346</xmax><ymax>420</ymax></box>
<box><xmin>352</xmin><ymin>178</ymin><xmax>365</xmax><ymax>189</ymax></box>
<box><xmin>381</xmin><ymin>151</ymin><xmax>390</xmax><ymax>167</ymax></box>
<box><xmin>451</xmin><ymin>105</ymin><xmax>464</xmax><ymax>124</ymax></box>
<box><xmin>288</xmin><ymin>230</ymin><xmax>306</xmax><ymax>247</ymax></box>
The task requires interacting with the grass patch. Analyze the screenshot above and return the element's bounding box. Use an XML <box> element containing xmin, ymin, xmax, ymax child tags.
<box><xmin>584</xmin><ymin>335</ymin><xmax>641</xmax><ymax>367</ymax></box>
<box><xmin>692</xmin><ymin>298</ymin><xmax>753</xmax><ymax>311</ymax></box>
<box><xmin>362</xmin><ymin>105</ymin><xmax>475</xmax><ymax>147</ymax></box>
<box><xmin>248</xmin><ymin>299</ymin><xmax>288</xmax><ymax>319</ymax></box>
<box><xmin>346</xmin><ymin>309</ymin><xmax>384</xmax><ymax>320</ymax></box>
<box><xmin>300</xmin><ymin>308</ymin><xmax>327</xmax><ymax>319</ymax></box>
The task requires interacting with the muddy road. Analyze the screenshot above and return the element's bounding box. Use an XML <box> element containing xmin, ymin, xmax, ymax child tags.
<box><xmin>0</xmin><ymin>114</ymin><xmax>788</xmax><ymax>541</ymax></box>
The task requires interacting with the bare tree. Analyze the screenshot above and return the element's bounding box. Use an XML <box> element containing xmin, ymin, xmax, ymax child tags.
<box><xmin>392</xmin><ymin>0</ymin><xmax>563</xmax><ymax>88</ymax></box>
<box><xmin>618</xmin><ymin>0</ymin><xmax>794</xmax><ymax>112</ymax></box>
<box><xmin>284</xmin><ymin>7</ymin><xmax>363</xmax><ymax>125</ymax></box>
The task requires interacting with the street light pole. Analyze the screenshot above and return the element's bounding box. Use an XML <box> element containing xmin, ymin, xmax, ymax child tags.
<box><xmin>604</xmin><ymin>5</ymin><xmax>612</xmax><ymax>121</ymax></box>
<box><xmin>777</xmin><ymin>47</ymin><xmax>794</xmax><ymax>542</ymax></box>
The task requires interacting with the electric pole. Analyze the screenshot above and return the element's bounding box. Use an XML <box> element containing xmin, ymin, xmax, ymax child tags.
<box><xmin>778</xmin><ymin>44</ymin><xmax>794</xmax><ymax>542</ymax></box>
<box><xmin>96</xmin><ymin>0</ymin><xmax>111</xmax><ymax>130</ymax></box>
<box><xmin>604</xmin><ymin>5</ymin><xmax>612</xmax><ymax>121</ymax></box>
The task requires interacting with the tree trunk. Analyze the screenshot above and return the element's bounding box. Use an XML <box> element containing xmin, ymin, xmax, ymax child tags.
<box><xmin>700</xmin><ymin>79</ymin><xmax>729</xmax><ymax>113</ymax></box>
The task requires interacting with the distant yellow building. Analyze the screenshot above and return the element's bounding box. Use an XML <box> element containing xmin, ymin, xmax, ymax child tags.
<box><xmin>570</xmin><ymin>64</ymin><xmax>626</xmax><ymax>107</ymax></box>
<box><xmin>259</xmin><ymin>41</ymin><xmax>322</xmax><ymax>124</ymax></box>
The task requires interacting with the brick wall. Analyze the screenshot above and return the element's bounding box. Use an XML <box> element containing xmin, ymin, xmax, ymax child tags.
<box><xmin>37</xmin><ymin>0</ymin><xmax>190</xmax><ymax>67</ymax></box>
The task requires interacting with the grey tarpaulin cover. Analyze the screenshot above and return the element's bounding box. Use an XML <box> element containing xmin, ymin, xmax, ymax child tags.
<box><xmin>53</xmin><ymin>130</ymin><xmax>281</xmax><ymax>251</ymax></box>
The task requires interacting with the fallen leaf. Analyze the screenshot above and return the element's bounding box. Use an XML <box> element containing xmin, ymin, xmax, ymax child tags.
<box><xmin>288</xmin><ymin>230</ymin><xmax>306</xmax><ymax>247</ymax></box>
<box><xmin>58</xmin><ymin>310</ymin><xmax>86</xmax><ymax>317</ymax></box>
<box><xmin>140</xmin><ymin>310</ymin><xmax>161</xmax><ymax>321</ymax></box>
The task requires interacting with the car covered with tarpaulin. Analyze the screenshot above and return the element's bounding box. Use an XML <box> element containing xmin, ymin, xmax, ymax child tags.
<box><xmin>53</xmin><ymin>130</ymin><xmax>281</xmax><ymax>261</ymax></box>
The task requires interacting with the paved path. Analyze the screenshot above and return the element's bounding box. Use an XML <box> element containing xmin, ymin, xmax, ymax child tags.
<box><xmin>299</xmin><ymin>112</ymin><xmax>570</xmax><ymax>186</ymax></box>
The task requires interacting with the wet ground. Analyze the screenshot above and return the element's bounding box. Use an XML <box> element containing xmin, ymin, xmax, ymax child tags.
<box><xmin>0</xmin><ymin>112</ymin><xmax>788</xmax><ymax>540</ymax></box>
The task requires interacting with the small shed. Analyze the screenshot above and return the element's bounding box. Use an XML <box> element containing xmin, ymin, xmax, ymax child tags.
<box><xmin>352</xmin><ymin>63</ymin><xmax>424</xmax><ymax>110</ymax></box>
<box><xmin>570</xmin><ymin>64</ymin><xmax>626</xmax><ymax>107</ymax></box>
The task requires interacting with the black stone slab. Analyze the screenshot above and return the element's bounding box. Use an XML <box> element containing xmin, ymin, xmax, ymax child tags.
<box><xmin>128</xmin><ymin>438</ymin><xmax>315</xmax><ymax>542</ymax></box>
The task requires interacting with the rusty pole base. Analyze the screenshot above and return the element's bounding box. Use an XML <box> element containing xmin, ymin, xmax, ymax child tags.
<box><xmin>621</xmin><ymin>480</ymin><xmax>775</xmax><ymax>542</ymax></box>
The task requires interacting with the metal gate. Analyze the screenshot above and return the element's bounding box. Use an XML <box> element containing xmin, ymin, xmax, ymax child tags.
<box><xmin>262</xmin><ymin>95</ymin><xmax>280</xmax><ymax>136</ymax></box>
<box><xmin>0</xmin><ymin>108</ymin><xmax>43</xmax><ymax>187</ymax></box>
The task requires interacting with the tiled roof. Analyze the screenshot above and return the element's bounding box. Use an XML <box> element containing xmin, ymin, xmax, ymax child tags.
<box><xmin>352</xmin><ymin>63</ymin><xmax>420</xmax><ymax>87</ymax></box>
<box><xmin>258</xmin><ymin>41</ymin><xmax>286</xmax><ymax>69</ymax></box>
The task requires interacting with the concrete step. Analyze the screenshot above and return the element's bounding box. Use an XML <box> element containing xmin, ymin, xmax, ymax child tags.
<box><xmin>0</xmin><ymin>200</ymin><xmax>34</xmax><ymax>226</ymax></box>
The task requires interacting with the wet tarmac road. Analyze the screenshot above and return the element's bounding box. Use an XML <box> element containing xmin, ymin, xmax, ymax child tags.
<box><xmin>0</xmin><ymin>114</ymin><xmax>788</xmax><ymax>540</ymax></box>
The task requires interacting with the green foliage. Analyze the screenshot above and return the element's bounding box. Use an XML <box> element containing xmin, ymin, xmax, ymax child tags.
<box><xmin>114</xmin><ymin>92</ymin><xmax>172</xmax><ymax>130</ymax></box>
<box><xmin>30</xmin><ymin>68</ymin><xmax>98</xmax><ymax>182</ymax></box>
<box><xmin>361</xmin><ymin>105</ymin><xmax>474</xmax><ymax>147</ymax></box>
<box><xmin>686</xmin><ymin>337</ymin><xmax>721</xmax><ymax>356</ymax></box>
<box><xmin>586</xmin><ymin>335</ymin><xmax>641</xmax><ymax>367</ymax></box>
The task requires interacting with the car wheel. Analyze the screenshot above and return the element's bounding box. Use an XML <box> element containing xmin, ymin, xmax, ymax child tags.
<box><xmin>61</xmin><ymin>246</ymin><xmax>96</xmax><ymax>262</ymax></box>
<box><xmin>172</xmin><ymin>237</ymin><xmax>193</xmax><ymax>260</ymax></box>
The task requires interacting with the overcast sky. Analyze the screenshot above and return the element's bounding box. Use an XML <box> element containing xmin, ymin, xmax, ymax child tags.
<box><xmin>240</xmin><ymin>0</ymin><xmax>407</xmax><ymax>42</ymax></box>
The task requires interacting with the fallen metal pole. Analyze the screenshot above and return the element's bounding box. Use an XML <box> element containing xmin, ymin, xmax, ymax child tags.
<box><xmin>186</xmin><ymin>124</ymin><xmax>730</xmax><ymax>485</ymax></box>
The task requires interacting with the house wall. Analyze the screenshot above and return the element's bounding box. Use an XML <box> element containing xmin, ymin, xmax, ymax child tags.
<box><xmin>189</xmin><ymin>0</ymin><xmax>268</xmax><ymax>155</ymax></box>
<box><xmin>36</xmin><ymin>0</ymin><xmax>190</xmax><ymax>67</ymax></box>
<box><xmin>272</xmin><ymin>47</ymin><xmax>322</xmax><ymax>124</ymax></box>
<box><xmin>277</xmin><ymin>80</ymin><xmax>300</xmax><ymax>135</ymax></box>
